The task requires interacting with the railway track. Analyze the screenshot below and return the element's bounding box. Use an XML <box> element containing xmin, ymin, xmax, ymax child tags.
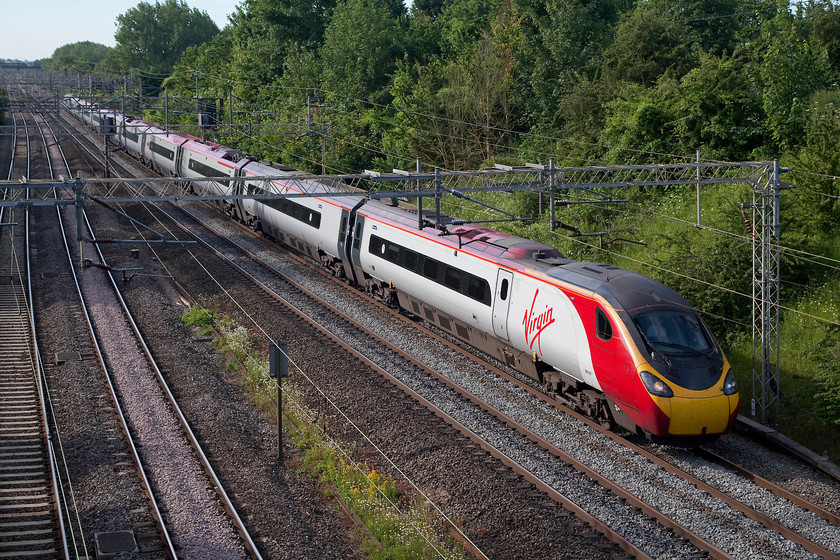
<box><xmin>68</xmin><ymin>132</ymin><xmax>625</xmax><ymax>557</ymax></box>
<box><xmin>0</xmin><ymin>89</ymin><xmax>67</xmax><ymax>559</ymax></box>
<box><xmin>49</xmin><ymin>104</ymin><xmax>267</xmax><ymax>559</ymax></box>
<box><xmin>148</xmin><ymin>190</ymin><xmax>840</xmax><ymax>559</ymax></box>
<box><xmin>0</xmin><ymin>238</ymin><xmax>62</xmax><ymax>560</ymax></box>
<box><xmin>2</xmin><ymin>81</ymin><xmax>264</xmax><ymax>558</ymax></box>
<box><xmin>180</xmin><ymin>201</ymin><xmax>840</xmax><ymax>559</ymax></box>
<box><xmin>45</xmin><ymin>83</ymin><xmax>840</xmax><ymax>559</ymax></box>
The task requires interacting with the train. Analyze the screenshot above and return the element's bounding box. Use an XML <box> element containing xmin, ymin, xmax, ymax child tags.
<box><xmin>63</xmin><ymin>95</ymin><xmax>739</xmax><ymax>442</ymax></box>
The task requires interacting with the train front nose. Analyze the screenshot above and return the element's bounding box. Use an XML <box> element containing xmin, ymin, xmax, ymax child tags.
<box><xmin>640</xmin><ymin>367</ymin><xmax>740</xmax><ymax>437</ymax></box>
<box><xmin>667</xmin><ymin>392</ymin><xmax>739</xmax><ymax>436</ymax></box>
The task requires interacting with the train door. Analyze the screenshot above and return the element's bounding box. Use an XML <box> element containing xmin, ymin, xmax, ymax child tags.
<box><xmin>231</xmin><ymin>166</ymin><xmax>246</xmax><ymax>222</ymax></box>
<box><xmin>140</xmin><ymin>133</ymin><xmax>147</xmax><ymax>161</ymax></box>
<box><xmin>589</xmin><ymin>306</ymin><xmax>616</xmax><ymax>396</ymax></box>
<box><xmin>337</xmin><ymin>209</ymin><xmax>353</xmax><ymax>279</ymax></box>
<box><xmin>340</xmin><ymin>200</ymin><xmax>366</xmax><ymax>285</ymax></box>
<box><xmin>175</xmin><ymin>140</ymin><xmax>188</xmax><ymax>175</ymax></box>
<box><xmin>612</xmin><ymin>362</ymin><xmax>636</xmax><ymax>411</ymax></box>
<box><xmin>350</xmin><ymin>215</ymin><xmax>366</xmax><ymax>271</ymax></box>
<box><xmin>492</xmin><ymin>269</ymin><xmax>514</xmax><ymax>340</ymax></box>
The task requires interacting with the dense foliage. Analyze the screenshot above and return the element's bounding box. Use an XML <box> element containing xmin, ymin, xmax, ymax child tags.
<box><xmin>69</xmin><ymin>0</ymin><xmax>840</xmax><ymax>454</ymax></box>
<box><xmin>105</xmin><ymin>0</ymin><xmax>219</xmax><ymax>80</ymax></box>
<box><xmin>41</xmin><ymin>42</ymin><xmax>110</xmax><ymax>73</ymax></box>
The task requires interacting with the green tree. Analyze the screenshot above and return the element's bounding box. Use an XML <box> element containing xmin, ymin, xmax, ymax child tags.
<box><xmin>813</xmin><ymin>323</ymin><xmax>840</xmax><ymax>426</ymax></box>
<box><xmin>42</xmin><ymin>41</ymin><xmax>110</xmax><ymax>73</ymax></box>
<box><xmin>402</xmin><ymin>10</ymin><xmax>444</xmax><ymax>65</ymax></box>
<box><xmin>513</xmin><ymin>0</ymin><xmax>624</xmax><ymax>129</ymax></box>
<box><xmin>437</xmin><ymin>0</ymin><xmax>504</xmax><ymax>58</ymax></box>
<box><xmin>598</xmin><ymin>83</ymin><xmax>680</xmax><ymax>164</ymax></box>
<box><xmin>413</xmin><ymin>0</ymin><xmax>447</xmax><ymax>18</ymax></box>
<box><xmin>106</xmin><ymin>0</ymin><xmax>219</xmax><ymax>77</ymax></box>
<box><xmin>602</xmin><ymin>3</ymin><xmax>697</xmax><ymax>86</ymax></box>
<box><xmin>228</xmin><ymin>0</ymin><xmax>336</xmax><ymax>96</ymax></box>
<box><xmin>661</xmin><ymin>0</ymin><xmax>754</xmax><ymax>56</ymax></box>
<box><xmin>384</xmin><ymin>4</ymin><xmax>521</xmax><ymax>169</ymax></box>
<box><xmin>757</xmin><ymin>13</ymin><xmax>831</xmax><ymax>152</ymax></box>
<box><xmin>784</xmin><ymin>91</ymin><xmax>840</xmax><ymax>262</ymax></box>
<box><xmin>801</xmin><ymin>0</ymin><xmax>840</xmax><ymax>75</ymax></box>
<box><xmin>320</xmin><ymin>0</ymin><xmax>403</xmax><ymax>102</ymax></box>
<box><xmin>671</xmin><ymin>53</ymin><xmax>766</xmax><ymax>160</ymax></box>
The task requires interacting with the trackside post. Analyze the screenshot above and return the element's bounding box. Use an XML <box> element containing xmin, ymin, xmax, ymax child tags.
<box><xmin>269</xmin><ymin>341</ymin><xmax>289</xmax><ymax>461</ymax></box>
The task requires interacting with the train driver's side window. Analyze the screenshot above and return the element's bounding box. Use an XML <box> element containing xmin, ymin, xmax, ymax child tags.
<box><xmin>596</xmin><ymin>308</ymin><xmax>613</xmax><ymax>341</ymax></box>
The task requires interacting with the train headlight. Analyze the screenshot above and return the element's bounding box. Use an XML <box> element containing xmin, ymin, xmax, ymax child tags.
<box><xmin>723</xmin><ymin>369</ymin><xmax>738</xmax><ymax>395</ymax></box>
<box><xmin>640</xmin><ymin>370</ymin><xmax>674</xmax><ymax>398</ymax></box>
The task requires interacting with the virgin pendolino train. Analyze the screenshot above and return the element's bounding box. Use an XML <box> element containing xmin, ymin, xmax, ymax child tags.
<box><xmin>64</xmin><ymin>95</ymin><xmax>739</xmax><ymax>442</ymax></box>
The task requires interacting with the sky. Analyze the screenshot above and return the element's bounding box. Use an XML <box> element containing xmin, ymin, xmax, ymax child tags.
<box><xmin>0</xmin><ymin>0</ymin><xmax>237</xmax><ymax>61</ymax></box>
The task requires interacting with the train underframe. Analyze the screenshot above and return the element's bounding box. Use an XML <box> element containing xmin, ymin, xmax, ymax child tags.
<box><xmin>366</xmin><ymin>277</ymin><xmax>628</xmax><ymax>435</ymax></box>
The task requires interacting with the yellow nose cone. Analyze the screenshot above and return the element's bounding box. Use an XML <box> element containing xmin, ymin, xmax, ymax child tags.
<box><xmin>668</xmin><ymin>394</ymin><xmax>735</xmax><ymax>435</ymax></box>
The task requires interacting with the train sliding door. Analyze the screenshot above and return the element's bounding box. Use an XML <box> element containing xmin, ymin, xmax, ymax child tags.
<box><xmin>349</xmin><ymin>215</ymin><xmax>366</xmax><ymax>279</ymax></box>
<box><xmin>492</xmin><ymin>269</ymin><xmax>514</xmax><ymax>340</ymax></box>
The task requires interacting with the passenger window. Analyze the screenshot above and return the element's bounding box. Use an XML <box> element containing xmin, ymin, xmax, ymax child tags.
<box><xmin>499</xmin><ymin>278</ymin><xmax>509</xmax><ymax>300</ymax></box>
<box><xmin>596</xmin><ymin>308</ymin><xmax>613</xmax><ymax>341</ymax></box>
<box><xmin>422</xmin><ymin>258</ymin><xmax>438</xmax><ymax>280</ymax></box>
<box><xmin>403</xmin><ymin>250</ymin><xmax>418</xmax><ymax>272</ymax></box>
<box><xmin>444</xmin><ymin>267</ymin><xmax>461</xmax><ymax>290</ymax></box>
<box><xmin>467</xmin><ymin>277</ymin><xmax>487</xmax><ymax>302</ymax></box>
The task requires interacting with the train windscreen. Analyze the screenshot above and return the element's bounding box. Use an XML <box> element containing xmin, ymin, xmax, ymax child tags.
<box><xmin>633</xmin><ymin>310</ymin><xmax>715</xmax><ymax>357</ymax></box>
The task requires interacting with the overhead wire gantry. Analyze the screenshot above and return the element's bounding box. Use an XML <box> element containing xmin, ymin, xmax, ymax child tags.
<box><xmin>0</xmin><ymin>159</ymin><xmax>786</xmax><ymax>423</ymax></box>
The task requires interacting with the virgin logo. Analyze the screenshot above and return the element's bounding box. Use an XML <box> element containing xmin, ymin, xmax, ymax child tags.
<box><xmin>523</xmin><ymin>289</ymin><xmax>555</xmax><ymax>355</ymax></box>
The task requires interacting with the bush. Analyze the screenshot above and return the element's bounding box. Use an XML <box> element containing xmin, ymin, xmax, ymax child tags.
<box><xmin>180</xmin><ymin>305</ymin><xmax>213</xmax><ymax>329</ymax></box>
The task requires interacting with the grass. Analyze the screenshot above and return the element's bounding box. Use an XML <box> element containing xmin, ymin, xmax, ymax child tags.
<box><xmin>180</xmin><ymin>304</ymin><xmax>468</xmax><ymax>560</ymax></box>
<box><xmin>180</xmin><ymin>305</ymin><xmax>213</xmax><ymax>335</ymax></box>
<box><xmin>282</xmin><ymin>388</ymin><xmax>465</xmax><ymax>560</ymax></box>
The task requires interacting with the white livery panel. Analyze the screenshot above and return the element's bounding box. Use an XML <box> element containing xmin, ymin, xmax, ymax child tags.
<box><xmin>358</xmin><ymin>216</ymin><xmax>495</xmax><ymax>333</ymax></box>
<box><xmin>505</xmin><ymin>275</ymin><xmax>599</xmax><ymax>391</ymax></box>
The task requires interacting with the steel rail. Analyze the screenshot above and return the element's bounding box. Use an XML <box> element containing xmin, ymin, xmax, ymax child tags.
<box><xmin>64</xmin><ymin>83</ymin><xmax>838</xmax><ymax>560</ymax></box>
<box><xmin>376</xmin><ymin>291</ymin><xmax>840</xmax><ymax>558</ymax></box>
<box><xmin>141</xmin><ymin>197</ymin><xmax>655</xmax><ymax>560</ymax></box>
<box><xmin>409</xmin><ymin>319</ymin><xmax>840</xmax><ymax>557</ymax></box>
<box><xmin>695</xmin><ymin>446</ymin><xmax>840</xmax><ymax>528</ymax></box>
<box><xmin>0</xmin><ymin>88</ymin><xmax>68</xmax><ymax>559</ymax></box>
<box><xmin>27</xmin><ymin>99</ymin><xmax>72</xmax><ymax>560</ymax></box>
<box><xmin>177</xmin><ymin>203</ymin><xmax>839</xmax><ymax>559</ymax></box>
<box><xmin>59</xmin><ymin>108</ymin><xmax>264</xmax><ymax>560</ymax></box>
<box><xmin>29</xmin><ymin>98</ymin><xmax>179</xmax><ymax>558</ymax></box>
<box><xmin>231</xmin><ymin>212</ymin><xmax>840</xmax><ymax>560</ymax></box>
<box><xmin>93</xmin><ymin>136</ymin><xmax>725</xmax><ymax>559</ymax></box>
<box><xmin>364</xmin><ymin>282</ymin><xmax>840</xmax><ymax>558</ymax></box>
